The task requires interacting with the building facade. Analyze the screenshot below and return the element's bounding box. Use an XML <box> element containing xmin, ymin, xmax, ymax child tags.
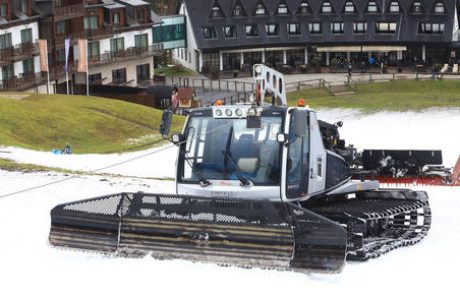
<box><xmin>1</xmin><ymin>0</ymin><xmax>162</xmax><ymax>92</ymax></box>
<box><xmin>0</xmin><ymin>0</ymin><xmax>42</xmax><ymax>91</ymax></box>
<box><xmin>174</xmin><ymin>0</ymin><xmax>460</xmax><ymax>73</ymax></box>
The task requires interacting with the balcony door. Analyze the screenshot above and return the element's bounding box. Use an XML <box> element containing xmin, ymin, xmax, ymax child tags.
<box><xmin>2</xmin><ymin>64</ymin><xmax>14</xmax><ymax>81</ymax></box>
<box><xmin>136</xmin><ymin>64</ymin><xmax>150</xmax><ymax>83</ymax></box>
<box><xmin>110</xmin><ymin>37</ymin><xmax>124</xmax><ymax>56</ymax></box>
<box><xmin>0</xmin><ymin>33</ymin><xmax>12</xmax><ymax>50</ymax></box>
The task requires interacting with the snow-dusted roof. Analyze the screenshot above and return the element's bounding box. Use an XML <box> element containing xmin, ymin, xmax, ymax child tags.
<box><xmin>117</xmin><ymin>0</ymin><xmax>149</xmax><ymax>6</ymax></box>
<box><xmin>102</xmin><ymin>0</ymin><xmax>125</xmax><ymax>9</ymax></box>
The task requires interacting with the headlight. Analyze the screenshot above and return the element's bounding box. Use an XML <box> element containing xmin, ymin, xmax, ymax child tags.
<box><xmin>254</xmin><ymin>65</ymin><xmax>263</xmax><ymax>74</ymax></box>
<box><xmin>225</xmin><ymin>109</ymin><xmax>232</xmax><ymax>116</ymax></box>
<box><xmin>235</xmin><ymin>108</ymin><xmax>243</xmax><ymax>117</ymax></box>
<box><xmin>215</xmin><ymin>109</ymin><xmax>222</xmax><ymax>116</ymax></box>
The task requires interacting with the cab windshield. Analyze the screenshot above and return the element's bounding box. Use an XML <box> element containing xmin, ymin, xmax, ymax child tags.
<box><xmin>179</xmin><ymin>113</ymin><xmax>283</xmax><ymax>185</ymax></box>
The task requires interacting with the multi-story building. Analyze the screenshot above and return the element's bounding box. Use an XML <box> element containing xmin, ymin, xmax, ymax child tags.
<box><xmin>0</xmin><ymin>0</ymin><xmax>42</xmax><ymax>91</ymax></box>
<box><xmin>174</xmin><ymin>0</ymin><xmax>460</xmax><ymax>73</ymax></box>
<box><xmin>0</xmin><ymin>0</ymin><xmax>162</xmax><ymax>92</ymax></box>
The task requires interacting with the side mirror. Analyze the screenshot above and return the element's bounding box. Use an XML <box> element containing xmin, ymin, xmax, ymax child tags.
<box><xmin>335</xmin><ymin>121</ymin><xmax>343</xmax><ymax>128</ymax></box>
<box><xmin>159</xmin><ymin>109</ymin><xmax>173</xmax><ymax>138</ymax></box>
<box><xmin>276</xmin><ymin>133</ymin><xmax>287</xmax><ymax>144</ymax></box>
<box><xmin>171</xmin><ymin>133</ymin><xmax>184</xmax><ymax>145</ymax></box>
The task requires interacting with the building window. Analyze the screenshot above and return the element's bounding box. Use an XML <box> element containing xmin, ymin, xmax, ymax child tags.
<box><xmin>22</xmin><ymin>58</ymin><xmax>34</xmax><ymax>75</ymax></box>
<box><xmin>254</xmin><ymin>1</ymin><xmax>267</xmax><ymax>16</ymax></box>
<box><xmin>113</xmin><ymin>12</ymin><xmax>121</xmax><ymax>26</ymax></box>
<box><xmin>232</xmin><ymin>0</ymin><xmax>246</xmax><ymax>16</ymax></box>
<box><xmin>411</xmin><ymin>1</ymin><xmax>424</xmax><ymax>13</ymax></box>
<box><xmin>1</xmin><ymin>64</ymin><xmax>14</xmax><ymax>80</ymax></box>
<box><xmin>330</xmin><ymin>22</ymin><xmax>344</xmax><ymax>34</ymax></box>
<box><xmin>84</xmin><ymin>16</ymin><xmax>98</xmax><ymax>30</ymax></box>
<box><xmin>343</xmin><ymin>1</ymin><xmax>356</xmax><ymax>13</ymax></box>
<box><xmin>388</xmin><ymin>1</ymin><xmax>400</xmax><ymax>13</ymax></box>
<box><xmin>419</xmin><ymin>22</ymin><xmax>445</xmax><ymax>34</ymax></box>
<box><xmin>245</xmin><ymin>24</ymin><xmax>259</xmax><ymax>37</ymax></box>
<box><xmin>375</xmin><ymin>22</ymin><xmax>397</xmax><ymax>33</ymax></box>
<box><xmin>136</xmin><ymin>64</ymin><xmax>150</xmax><ymax>83</ymax></box>
<box><xmin>135</xmin><ymin>34</ymin><xmax>148</xmax><ymax>48</ymax></box>
<box><xmin>366</xmin><ymin>1</ymin><xmax>379</xmax><ymax>13</ymax></box>
<box><xmin>353</xmin><ymin>22</ymin><xmax>367</xmax><ymax>33</ymax></box>
<box><xmin>288</xmin><ymin>23</ymin><xmax>301</xmax><ymax>35</ymax></box>
<box><xmin>277</xmin><ymin>1</ymin><xmax>289</xmax><ymax>15</ymax></box>
<box><xmin>110</xmin><ymin>37</ymin><xmax>124</xmax><ymax>52</ymax></box>
<box><xmin>223</xmin><ymin>25</ymin><xmax>237</xmax><ymax>39</ymax></box>
<box><xmin>309</xmin><ymin>22</ymin><xmax>322</xmax><ymax>34</ymax></box>
<box><xmin>202</xmin><ymin>27</ymin><xmax>217</xmax><ymax>39</ymax></box>
<box><xmin>56</xmin><ymin>21</ymin><xmax>67</xmax><ymax>35</ymax></box>
<box><xmin>136</xmin><ymin>8</ymin><xmax>145</xmax><ymax>21</ymax></box>
<box><xmin>433</xmin><ymin>2</ymin><xmax>445</xmax><ymax>14</ymax></box>
<box><xmin>16</xmin><ymin>0</ymin><xmax>27</xmax><ymax>14</ymax></box>
<box><xmin>210</xmin><ymin>1</ymin><xmax>224</xmax><ymax>18</ymax></box>
<box><xmin>0</xmin><ymin>33</ymin><xmax>12</xmax><ymax>50</ymax></box>
<box><xmin>112</xmin><ymin>68</ymin><xmax>127</xmax><ymax>85</ymax></box>
<box><xmin>266</xmin><ymin>24</ymin><xmax>280</xmax><ymax>36</ymax></box>
<box><xmin>89</xmin><ymin>73</ymin><xmax>102</xmax><ymax>85</ymax></box>
<box><xmin>321</xmin><ymin>1</ymin><xmax>334</xmax><ymax>13</ymax></box>
<box><xmin>88</xmin><ymin>41</ymin><xmax>100</xmax><ymax>61</ymax></box>
<box><xmin>20</xmin><ymin>29</ymin><xmax>32</xmax><ymax>44</ymax></box>
<box><xmin>0</xmin><ymin>3</ymin><xmax>7</xmax><ymax>18</ymax></box>
<box><xmin>297</xmin><ymin>1</ymin><xmax>312</xmax><ymax>14</ymax></box>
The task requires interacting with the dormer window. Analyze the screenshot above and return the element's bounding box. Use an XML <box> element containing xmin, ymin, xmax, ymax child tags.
<box><xmin>223</xmin><ymin>25</ymin><xmax>237</xmax><ymax>39</ymax></box>
<box><xmin>366</xmin><ymin>1</ymin><xmax>379</xmax><ymax>13</ymax></box>
<box><xmin>343</xmin><ymin>1</ymin><xmax>356</xmax><ymax>13</ymax></box>
<box><xmin>232</xmin><ymin>1</ymin><xmax>246</xmax><ymax>17</ymax></box>
<box><xmin>277</xmin><ymin>1</ymin><xmax>289</xmax><ymax>15</ymax></box>
<box><xmin>388</xmin><ymin>1</ymin><xmax>400</xmax><ymax>13</ymax></box>
<box><xmin>202</xmin><ymin>27</ymin><xmax>217</xmax><ymax>39</ymax></box>
<box><xmin>433</xmin><ymin>2</ymin><xmax>445</xmax><ymax>14</ymax></box>
<box><xmin>254</xmin><ymin>1</ymin><xmax>267</xmax><ymax>16</ymax></box>
<box><xmin>321</xmin><ymin>1</ymin><xmax>334</xmax><ymax>14</ymax></box>
<box><xmin>411</xmin><ymin>1</ymin><xmax>424</xmax><ymax>13</ymax></box>
<box><xmin>297</xmin><ymin>1</ymin><xmax>312</xmax><ymax>14</ymax></box>
<box><xmin>210</xmin><ymin>1</ymin><xmax>224</xmax><ymax>18</ymax></box>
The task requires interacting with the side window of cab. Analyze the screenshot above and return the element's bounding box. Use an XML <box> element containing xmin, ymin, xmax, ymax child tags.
<box><xmin>286</xmin><ymin>109</ymin><xmax>310</xmax><ymax>198</ymax></box>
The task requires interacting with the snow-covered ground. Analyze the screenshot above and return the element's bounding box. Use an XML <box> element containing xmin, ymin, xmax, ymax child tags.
<box><xmin>1</xmin><ymin>108</ymin><xmax>459</xmax><ymax>294</ymax></box>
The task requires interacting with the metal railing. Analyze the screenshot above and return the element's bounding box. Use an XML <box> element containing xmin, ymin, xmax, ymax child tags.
<box><xmin>89</xmin><ymin>45</ymin><xmax>163</xmax><ymax>66</ymax></box>
<box><xmin>0</xmin><ymin>42</ymin><xmax>39</xmax><ymax>65</ymax></box>
<box><xmin>0</xmin><ymin>72</ymin><xmax>45</xmax><ymax>91</ymax></box>
<box><xmin>54</xmin><ymin>3</ymin><xmax>85</xmax><ymax>21</ymax></box>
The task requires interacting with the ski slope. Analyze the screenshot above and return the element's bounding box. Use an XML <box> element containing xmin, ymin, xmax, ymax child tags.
<box><xmin>0</xmin><ymin>108</ymin><xmax>459</xmax><ymax>295</ymax></box>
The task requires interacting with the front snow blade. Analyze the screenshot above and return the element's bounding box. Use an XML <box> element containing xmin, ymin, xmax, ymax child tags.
<box><xmin>49</xmin><ymin>193</ymin><xmax>347</xmax><ymax>273</ymax></box>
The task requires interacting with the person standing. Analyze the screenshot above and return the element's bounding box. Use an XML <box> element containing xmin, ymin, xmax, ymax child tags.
<box><xmin>171</xmin><ymin>86</ymin><xmax>179</xmax><ymax>111</ymax></box>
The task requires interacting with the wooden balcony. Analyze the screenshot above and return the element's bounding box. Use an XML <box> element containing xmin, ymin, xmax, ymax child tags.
<box><xmin>84</xmin><ymin>26</ymin><xmax>114</xmax><ymax>40</ymax></box>
<box><xmin>0</xmin><ymin>72</ymin><xmax>45</xmax><ymax>91</ymax></box>
<box><xmin>89</xmin><ymin>44</ymin><xmax>164</xmax><ymax>66</ymax></box>
<box><xmin>54</xmin><ymin>3</ymin><xmax>85</xmax><ymax>22</ymax></box>
<box><xmin>51</xmin><ymin>26</ymin><xmax>114</xmax><ymax>48</ymax></box>
<box><xmin>0</xmin><ymin>42</ymin><xmax>39</xmax><ymax>66</ymax></box>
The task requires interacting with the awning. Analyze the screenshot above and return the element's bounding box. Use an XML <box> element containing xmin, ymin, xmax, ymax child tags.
<box><xmin>317</xmin><ymin>45</ymin><xmax>407</xmax><ymax>52</ymax></box>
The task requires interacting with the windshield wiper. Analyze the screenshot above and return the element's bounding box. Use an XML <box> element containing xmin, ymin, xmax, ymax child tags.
<box><xmin>179</xmin><ymin>146</ymin><xmax>210</xmax><ymax>187</ymax></box>
<box><xmin>223</xmin><ymin>126</ymin><xmax>251</xmax><ymax>186</ymax></box>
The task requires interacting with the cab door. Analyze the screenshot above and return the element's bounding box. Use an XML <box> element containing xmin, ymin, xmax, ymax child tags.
<box><xmin>284</xmin><ymin>109</ymin><xmax>310</xmax><ymax>200</ymax></box>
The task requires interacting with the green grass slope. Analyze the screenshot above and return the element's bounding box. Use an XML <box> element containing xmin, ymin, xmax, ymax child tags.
<box><xmin>0</xmin><ymin>93</ymin><xmax>184</xmax><ymax>153</ymax></box>
<box><xmin>287</xmin><ymin>80</ymin><xmax>460</xmax><ymax>111</ymax></box>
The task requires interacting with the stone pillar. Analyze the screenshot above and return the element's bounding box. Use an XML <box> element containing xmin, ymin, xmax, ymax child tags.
<box><xmin>422</xmin><ymin>45</ymin><xmax>426</xmax><ymax>62</ymax></box>
<box><xmin>326</xmin><ymin>52</ymin><xmax>330</xmax><ymax>66</ymax></box>
<box><xmin>261</xmin><ymin>50</ymin><xmax>266</xmax><ymax>63</ymax></box>
<box><xmin>397</xmin><ymin>51</ymin><xmax>403</xmax><ymax>60</ymax></box>
<box><xmin>283</xmin><ymin>50</ymin><xmax>287</xmax><ymax>64</ymax></box>
<box><xmin>199</xmin><ymin>52</ymin><xmax>203</xmax><ymax>72</ymax></box>
<box><xmin>240</xmin><ymin>51</ymin><xmax>244</xmax><ymax>69</ymax></box>
<box><xmin>219</xmin><ymin>51</ymin><xmax>224</xmax><ymax>71</ymax></box>
<box><xmin>304</xmin><ymin>47</ymin><xmax>309</xmax><ymax>64</ymax></box>
<box><xmin>347</xmin><ymin>51</ymin><xmax>351</xmax><ymax>61</ymax></box>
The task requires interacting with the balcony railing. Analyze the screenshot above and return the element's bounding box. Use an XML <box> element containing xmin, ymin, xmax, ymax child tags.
<box><xmin>54</xmin><ymin>3</ymin><xmax>85</xmax><ymax>21</ymax></box>
<box><xmin>0</xmin><ymin>42</ymin><xmax>39</xmax><ymax>65</ymax></box>
<box><xmin>89</xmin><ymin>44</ymin><xmax>164</xmax><ymax>66</ymax></box>
<box><xmin>84</xmin><ymin>26</ymin><xmax>114</xmax><ymax>40</ymax></box>
<box><xmin>0</xmin><ymin>72</ymin><xmax>45</xmax><ymax>91</ymax></box>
